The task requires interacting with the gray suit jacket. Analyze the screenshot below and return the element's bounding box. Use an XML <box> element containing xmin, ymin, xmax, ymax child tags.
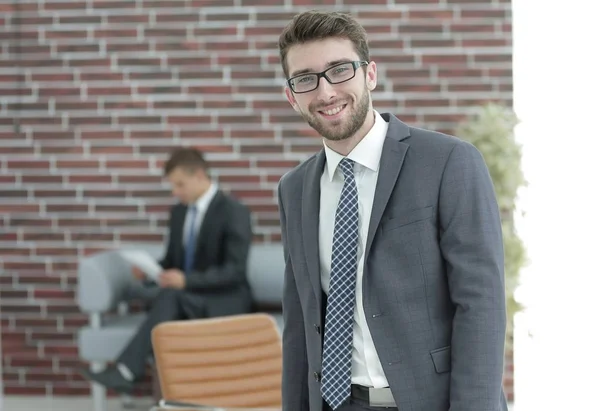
<box><xmin>277</xmin><ymin>113</ymin><xmax>508</xmax><ymax>411</ymax></box>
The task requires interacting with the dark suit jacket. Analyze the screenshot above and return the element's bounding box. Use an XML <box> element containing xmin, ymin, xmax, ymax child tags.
<box><xmin>278</xmin><ymin>113</ymin><xmax>508</xmax><ymax>411</ymax></box>
<box><xmin>159</xmin><ymin>190</ymin><xmax>254</xmax><ymax>318</ymax></box>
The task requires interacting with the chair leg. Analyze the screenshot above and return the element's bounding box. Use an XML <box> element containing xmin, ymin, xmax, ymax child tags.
<box><xmin>120</xmin><ymin>393</ymin><xmax>134</xmax><ymax>409</ymax></box>
<box><xmin>90</xmin><ymin>362</ymin><xmax>107</xmax><ymax>411</ymax></box>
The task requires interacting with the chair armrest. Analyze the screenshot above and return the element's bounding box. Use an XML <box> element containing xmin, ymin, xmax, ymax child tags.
<box><xmin>77</xmin><ymin>249</ymin><xmax>133</xmax><ymax>313</ymax></box>
<box><xmin>77</xmin><ymin>243</ymin><xmax>166</xmax><ymax>314</ymax></box>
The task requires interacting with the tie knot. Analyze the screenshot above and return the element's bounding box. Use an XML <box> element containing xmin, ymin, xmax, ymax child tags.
<box><xmin>188</xmin><ymin>205</ymin><xmax>197</xmax><ymax>213</ymax></box>
<box><xmin>338</xmin><ymin>158</ymin><xmax>354</xmax><ymax>180</ymax></box>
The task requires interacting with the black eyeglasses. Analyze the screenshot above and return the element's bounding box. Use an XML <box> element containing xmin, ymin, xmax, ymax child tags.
<box><xmin>287</xmin><ymin>61</ymin><xmax>369</xmax><ymax>94</ymax></box>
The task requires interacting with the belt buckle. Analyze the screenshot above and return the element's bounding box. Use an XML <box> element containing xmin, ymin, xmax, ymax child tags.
<box><xmin>368</xmin><ymin>387</ymin><xmax>396</xmax><ymax>408</ymax></box>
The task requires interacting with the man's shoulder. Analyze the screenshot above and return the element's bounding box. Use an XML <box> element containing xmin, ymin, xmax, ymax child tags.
<box><xmin>402</xmin><ymin>123</ymin><xmax>486</xmax><ymax>173</ymax></box>
<box><xmin>168</xmin><ymin>202</ymin><xmax>186</xmax><ymax>215</ymax></box>
<box><xmin>408</xmin><ymin>124</ymin><xmax>462</xmax><ymax>148</ymax></box>
<box><xmin>278</xmin><ymin>152</ymin><xmax>320</xmax><ymax>191</ymax></box>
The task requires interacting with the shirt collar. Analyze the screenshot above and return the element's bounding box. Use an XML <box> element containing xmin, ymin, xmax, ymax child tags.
<box><xmin>323</xmin><ymin>110</ymin><xmax>388</xmax><ymax>182</ymax></box>
<box><xmin>191</xmin><ymin>182</ymin><xmax>218</xmax><ymax>211</ymax></box>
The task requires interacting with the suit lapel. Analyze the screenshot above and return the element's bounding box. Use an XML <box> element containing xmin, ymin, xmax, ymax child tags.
<box><xmin>302</xmin><ymin>151</ymin><xmax>326</xmax><ymax>308</ymax></box>
<box><xmin>365</xmin><ymin>115</ymin><xmax>411</xmax><ymax>260</ymax></box>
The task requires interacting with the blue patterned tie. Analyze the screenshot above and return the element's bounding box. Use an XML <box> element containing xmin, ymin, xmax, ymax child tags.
<box><xmin>183</xmin><ymin>205</ymin><xmax>197</xmax><ymax>275</ymax></box>
<box><xmin>321</xmin><ymin>158</ymin><xmax>359</xmax><ymax>410</ymax></box>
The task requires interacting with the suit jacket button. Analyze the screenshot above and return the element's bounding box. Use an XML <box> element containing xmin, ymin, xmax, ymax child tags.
<box><xmin>314</xmin><ymin>371</ymin><xmax>321</xmax><ymax>382</ymax></box>
<box><xmin>314</xmin><ymin>324</ymin><xmax>320</xmax><ymax>334</ymax></box>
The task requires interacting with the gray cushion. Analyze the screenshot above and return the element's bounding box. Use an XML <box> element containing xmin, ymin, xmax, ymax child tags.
<box><xmin>247</xmin><ymin>243</ymin><xmax>285</xmax><ymax>305</ymax></box>
<box><xmin>78</xmin><ymin>313</ymin><xmax>146</xmax><ymax>361</ymax></box>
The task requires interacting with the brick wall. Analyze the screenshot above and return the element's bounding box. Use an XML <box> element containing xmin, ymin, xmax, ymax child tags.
<box><xmin>0</xmin><ymin>0</ymin><xmax>513</xmax><ymax>400</ymax></box>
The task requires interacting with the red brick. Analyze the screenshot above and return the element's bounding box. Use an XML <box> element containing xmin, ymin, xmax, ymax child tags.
<box><xmin>89</xmin><ymin>145</ymin><xmax>135</xmax><ymax>155</ymax></box>
<box><xmin>3</xmin><ymin>386</ymin><xmax>47</xmax><ymax>395</ymax></box>
<box><xmin>82</xmin><ymin>189</ymin><xmax>127</xmax><ymax>198</ymax></box>
<box><xmin>50</xmin><ymin>261</ymin><xmax>79</xmax><ymax>271</ymax></box>
<box><xmin>55</xmin><ymin>102</ymin><xmax>99</xmax><ymax>111</ymax></box>
<box><xmin>40</xmin><ymin>145</ymin><xmax>85</xmax><ymax>155</ymax></box>
<box><xmin>103</xmin><ymin>217</ymin><xmax>154</xmax><ymax>227</ymax></box>
<box><xmin>167</xmin><ymin>57</ymin><xmax>212</xmax><ymax>66</ymax></box>
<box><xmin>60</xmin><ymin>15</ymin><xmax>103</xmax><ymax>24</ymax></box>
<box><xmin>166</xmin><ymin>115</ymin><xmax>212</xmax><ymax>125</ymax></box>
<box><xmin>67</xmin><ymin>58</ymin><xmax>111</xmax><ymax>67</ymax></box>
<box><xmin>128</xmin><ymin>128</ymin><xmax>170</xmax><ymax>139</ymax></box>
<box><xmin>230</xmin><ymin>129</ymin><xmax>276</xmax><ymax>139</ymax></box>
<box><xmin>0</xmin><ymin>289</ymin><xmax>28</xmax><ymax>299</ymax></box>
<box><xmin>120</xmin><ymin>233</ymin><xmax>164</xmax><ymax>242</ymax></box>
<box><xmin>88</xmin><ymin>86</ymin><xmax>132</xmax><ymax>96</ymax></box>
<box><xmin>80</xmin><ymin>72</ymin><xmax>124</xmax><ymax>82</ymax></box>
<box><xmin>8</xmin><ymin>219</ymin><xmax>52</xmax><ymax>228</ymax></box>
<box><xmin>32</xmin><ymin>131</ymin><xmax>76</xmax><ymax>140</ymax></box>
<box><xmin>117</xmin><ymin>115</ymin><xmax>162</xmax><ymax>125</ymax></box>
<box><xmin>216</xmin><ymin>56</ymin><xmax>261</xmax><ymax>65</ymax></box>
<box><xmin>38</xmin><ymin>87</ymin><xmax>80</xmax><ymax>97</ymax></box>
<box><xmin>241</xmin><ymin>145</ymin><xmax>284</xmax><ymax>154</ymax></box>
<box><xmin>6</xmin><ymin>160</ymin><xmax>50</xmax><ymax>170</ymax></box>
<box><xmin>257</xmin><ymin>160</ymin><xmax>301</xmax><ymax>168</ymax></box>
<box><xmin>188</xmin><ymin>85</ymin><xmax>234</xmax><ymax>94</ymax></box>
<box><xmin>154</xmin><ymin>100</ymin><xmax>197</xmax><ymax>109</ymax></box>
<box><xmin>218</xmin><ymin>175</ymin><xmax>261</xmax><ymax>184</ymax></box>
<box><xmin>71</xmin><ymin>232</ymin><xmax>116</xmax><ymax>242</ymax></box>
<box><xmin>80</xmin><ymin>130</ymin><xmax>125</xmax><ymax>140</ymax></box>
<box><xmin>16</xmin><ymin>275</ymin><xmax>62</xmax><ymax>286</ymax></box>
<box><xmin>0</xmin><ymin>146</ymin><xmax>35</xmax><ymax>155</ymax></box>
<box><xmin>118</xmin><ymin>175</ymin><xmax>163</xmax><ymax>184</ymax></box>
<box><xmin>93</xmin><ymin>29</ymin><xmax>138</xmax><ymax>38</ymax></box>
<box><xmin>95</xmin><ymin>205</ymin><xmax>141</xmax><ymax>213</ymax></box>
<box><xmin>45</xmin><ymin>1</ymin><xmax>87</xmax><ymax>10</ymax></box>
<box><xmin>21</xmin><ymin>232</ymin><xmax>67</xmax><ymax>242</ymax></box>
<box><xmin>105</xmin><ymin>160</ymin><xmax>150</xmax><ymax>169</ymax></box>
<box><xmin>56</xmin><ymin>218</ymin><xmax>102</xmax><ymax>228</ymax></box>
<box><xmin>0</xmin><ymin>304</ymin><xmax>44</xmax><ymax>314</ymax></box>
<box><xmin>35</xmin><ymin>189</ymin><xmax>78</xmax><ymax>198</ymax></box>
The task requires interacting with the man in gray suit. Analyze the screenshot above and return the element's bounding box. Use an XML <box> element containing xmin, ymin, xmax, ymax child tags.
<box><xmin>276</xmin><ymin>10</ymin><xmax>508</xmax><ymax>411</ymax></box>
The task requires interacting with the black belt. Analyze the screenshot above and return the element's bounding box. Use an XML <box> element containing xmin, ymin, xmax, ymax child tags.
<box><xmin>350</xmin><ymin>385</ymin><xmax>396</xmax><ymax>407</ymax></box>
<box><xmin>351</xmin><ymin>384</ymin><xmax>370</xmax><ymax>401</ymax></box>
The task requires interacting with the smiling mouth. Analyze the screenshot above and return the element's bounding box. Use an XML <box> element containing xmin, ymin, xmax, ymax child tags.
<box><xmin>318</xmin><ymin>104</ymin><xmax>347</xmax><ymax>117</ymax></box>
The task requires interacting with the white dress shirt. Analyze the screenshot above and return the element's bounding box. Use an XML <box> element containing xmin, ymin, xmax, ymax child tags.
<box><xmin>319</xmin><ymin>110</ymin><xmax>390</xmax><ymax>388</ymax></box>
<box><xmin>182</xmin><ymin>182</ymin><xmax>218</xmax><ymax>246</ymax></box>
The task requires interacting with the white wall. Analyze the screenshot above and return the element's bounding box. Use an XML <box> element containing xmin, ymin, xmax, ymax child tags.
<box><xmin>512</xmin><ymin>0</ymin><xmax>600</xmax><ymax>409</ymax></box>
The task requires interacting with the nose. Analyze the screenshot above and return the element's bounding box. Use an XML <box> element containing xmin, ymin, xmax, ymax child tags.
<box><xmin>315</xmin><ymin>77</ymin><xmax>337</xmax><ymax>101</ymax></box>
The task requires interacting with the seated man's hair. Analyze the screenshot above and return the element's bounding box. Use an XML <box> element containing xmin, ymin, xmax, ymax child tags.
<box><xmin>164</xmin><ymin>147</ymin><xmax>209</xmax><ymax>176</ymax></box>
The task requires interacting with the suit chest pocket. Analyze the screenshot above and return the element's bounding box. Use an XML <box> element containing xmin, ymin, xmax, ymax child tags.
<box><xmin>382</xmin><ymin>205</ymin><xmax>433</xmax><ymax>232</ymax></box>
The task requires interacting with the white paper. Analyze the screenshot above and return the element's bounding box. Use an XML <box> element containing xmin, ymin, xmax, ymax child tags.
<box><xmin>120</xmin><ymin>250</ymin><xmax>162</xmax><ymax>282</ymax></box>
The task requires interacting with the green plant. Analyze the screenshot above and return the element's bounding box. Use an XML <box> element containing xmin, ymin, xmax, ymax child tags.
<box><xmin>455</xmin><ymin>102</ymin><xmax>527</xmax><ymax>332</ymax></box>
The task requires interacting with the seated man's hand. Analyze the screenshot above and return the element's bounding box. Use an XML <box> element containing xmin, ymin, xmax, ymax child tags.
<box><xmin>159</xmin><ymin>269</ymin><xmax>186</xmax><ymax>289</ymax></box>
<box><xmin>132</xmin><ymin>266</ymin><xmax>145</xmax><ymax>281</ymax></box>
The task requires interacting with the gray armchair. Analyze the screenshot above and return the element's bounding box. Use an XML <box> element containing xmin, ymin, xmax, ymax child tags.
<box><xmin>77</xmin><ymin>243</ymin><xmax>284</xmax><ymax>411</ymax></box>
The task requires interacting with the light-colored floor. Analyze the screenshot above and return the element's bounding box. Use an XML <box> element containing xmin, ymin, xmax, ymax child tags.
<box><xmin>1</xmin><ymin>396</ymin><xmax>514</xmax><ymax>411</ymax></box>
<box><xmin>2</xmin><ymin>396</ymin><xmax>156</xmax><ymax>411</ymax></box>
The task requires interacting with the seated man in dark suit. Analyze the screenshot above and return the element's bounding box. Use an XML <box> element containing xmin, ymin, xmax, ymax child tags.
<box><xmin>81</xmin><ymin>147</ymin><xmax>254</xmax><ymax>393</ymax></box>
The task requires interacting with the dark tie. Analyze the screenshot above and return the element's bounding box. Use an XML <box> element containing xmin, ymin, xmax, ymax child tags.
<box><xmin>183</xmin><ymin>205</ymin><xmax>198</xmax><ymax>275</ymax></box>
<box><xmin>321</xmin><ymin>158</ymin><xmax>359</xmax><ymax>410</ymax></box>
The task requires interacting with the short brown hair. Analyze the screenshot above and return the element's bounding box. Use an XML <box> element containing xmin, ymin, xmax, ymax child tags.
<box><xmin>163</xmin><ymin>147</ymin><xmax>209</xmax><ymax>176</ymax></box>
<box><xmin>278</xmin><ymin>10</ymin><xmax>370</xmax><ymax>79</ymax></box>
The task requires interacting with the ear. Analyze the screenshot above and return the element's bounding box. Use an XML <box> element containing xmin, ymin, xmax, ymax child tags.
<box><xmin>285</xmin><ymin>86</ymin><xmax>301</xmax><ymax>113</ymax></box>
<box><xmin>366</xmin><ymin>61</ymin><xmax>377</xmax><ymax>91</ymax></box>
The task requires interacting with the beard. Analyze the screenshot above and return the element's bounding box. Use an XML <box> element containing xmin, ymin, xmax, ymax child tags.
<box><xmin>300</xmin><ymin>86</ymin><xmax>370</xmax><ymax>142</ymax></box>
